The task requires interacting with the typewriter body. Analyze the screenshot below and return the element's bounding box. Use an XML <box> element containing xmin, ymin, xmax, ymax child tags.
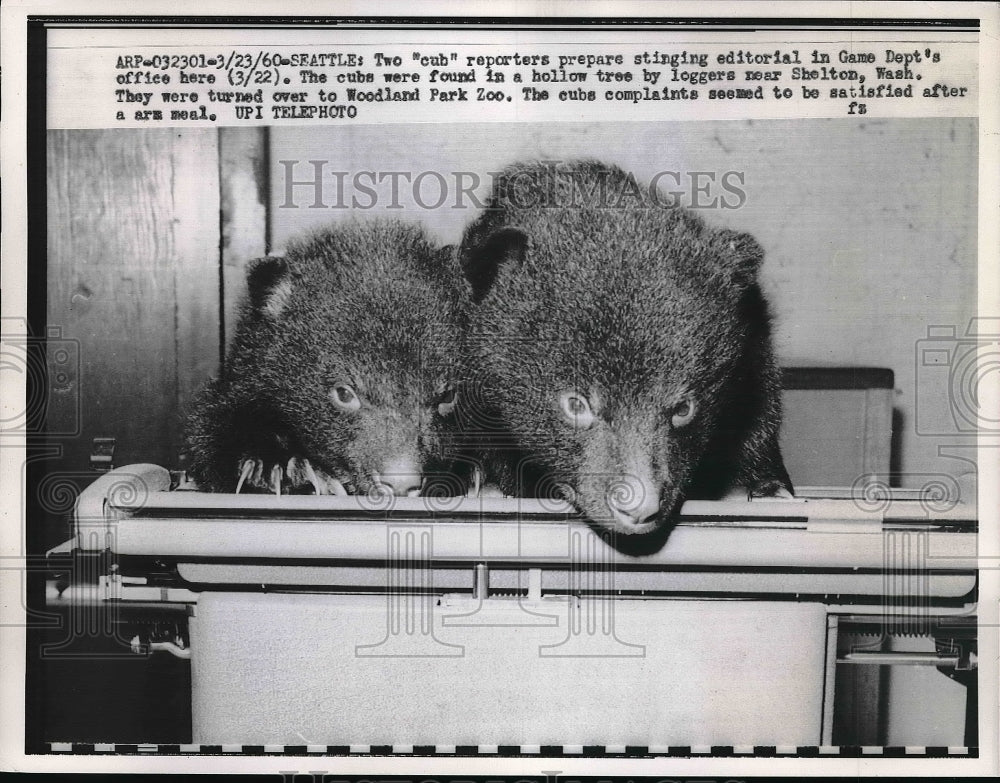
<box><xmin>52</xmin><ymin>460</ymin><xmax>977</xmax><ymax>749</ymax></box>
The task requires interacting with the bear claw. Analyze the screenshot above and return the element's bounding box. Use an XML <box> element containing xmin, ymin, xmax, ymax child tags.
<box><xmin>235</xmin><ymin>458</ymin><xmax>261</xmax><ymax>494</ymax></box>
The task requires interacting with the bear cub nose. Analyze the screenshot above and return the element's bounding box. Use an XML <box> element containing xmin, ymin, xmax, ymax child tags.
<box><xmin>378</xmin><ymin>458</ymin><xmax>424</xmax><ymax>497</ymax></box>
<box><xmin>606</xmin><ymin>475</ymin><xmax>661</xmax><ymax>528</ymax></box>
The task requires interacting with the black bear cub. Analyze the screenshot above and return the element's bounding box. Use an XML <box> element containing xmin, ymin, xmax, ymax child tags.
<box><xmin>459</xmin><ymin>160</ymin><xmax>792</xmax><ymax>536</ymax></box>
<box><xmin>185</xmin><ymin>219</ymin><xmax>468</xmax><ymax>497</ymax></box>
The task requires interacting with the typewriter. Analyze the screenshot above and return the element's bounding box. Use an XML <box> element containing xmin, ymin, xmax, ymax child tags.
<box><xmin>45</xmin><ymin>368</ymin><xmax>979</xmax><ymax>750</ymax></box>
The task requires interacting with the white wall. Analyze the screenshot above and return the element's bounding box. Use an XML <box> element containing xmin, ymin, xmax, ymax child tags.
<box><xmin>269</xmin><ymin>119</ymin><xmax>978</xmax><ymax>487</ymax></box>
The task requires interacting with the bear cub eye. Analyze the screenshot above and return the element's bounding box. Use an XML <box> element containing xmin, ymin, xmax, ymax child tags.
<box><xmin>559</xmin><ymin>390</ymin><xmax>595</xmax><ymax>429</ymax></box>
<box><xmin>330</xmin><ymin>382</ymin><xmax>362</xmax><ymax>413</ymax></box>
<box><xmin>670</xmin><ymin>397</ymin><xmax>697</xmax><ymax>428</ymax></box>
<box><xmin>436</xmin><ymin>384</ymin><xmax>458</xmax><ymax>417</ymax></box>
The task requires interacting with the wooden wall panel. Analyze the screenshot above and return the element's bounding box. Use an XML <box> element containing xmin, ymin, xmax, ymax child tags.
<box><xmin>173</xmin><ymin>132</ymin><xmax>225</xmax><ymax>418</ymax></box>
<box><xmin>46</xmin><ymin>129</ymin><xmax>220</xmax><ymax>476</ymax></box>
<box><xmin>219</xmin><ymin>127</ymin><xmax>268</xmax><ymax>354</ymax></box>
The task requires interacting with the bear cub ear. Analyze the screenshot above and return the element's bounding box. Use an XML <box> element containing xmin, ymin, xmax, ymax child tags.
<box><xmin>716</xmin><ymin>229</ymin><xmax>765</xmax><ymax>290</ymax></box>
<box><xmin>246</xmin><ymin>256</ymin><xmax>294</xmax><ymax>320</ymax></box>
<box><xmin>462</xmin><ymin>226</ymin><xmax>529</xmax><ymax>303</ymax></box>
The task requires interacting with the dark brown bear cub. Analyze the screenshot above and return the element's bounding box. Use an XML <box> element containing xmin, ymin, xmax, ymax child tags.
<box><xmin>185</xmin><ymin>219</ymin><xmax>468</xmax><ymax>497</ymax></box>
<box><xmin>459</xmin><ymin>160</ymin><xmax>792</xmax><ymax>535</ymax></box>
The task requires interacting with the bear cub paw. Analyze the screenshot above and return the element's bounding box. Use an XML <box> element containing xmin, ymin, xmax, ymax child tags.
<box><xmin>747</xmin><ymin>479</ymin><xmax>795</xmax><ymax>500</ymax></box>
<box><xmin>235</xmin><ymin>456</ymin><xmax>346</xmax><ymax>496</ymax></box>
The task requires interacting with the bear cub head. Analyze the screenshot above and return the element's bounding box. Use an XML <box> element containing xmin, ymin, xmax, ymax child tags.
<box><xmin>186</xmin><ymin>219</ymin><xmax>470</xmax><ymax>498</ymax></box>
<box><xmin>459</xmin><ymin>160</ymin><xmax>790</xmax><ymax>535</ymax></box>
